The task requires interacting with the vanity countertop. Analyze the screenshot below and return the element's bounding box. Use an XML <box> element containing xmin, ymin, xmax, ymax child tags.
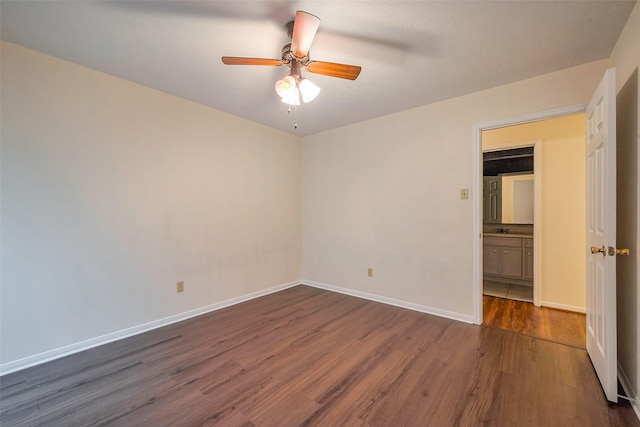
<box><xmin>484</xmin><ymin>233</ymin><xmax>533</xmax><ymax>238</ymax></box>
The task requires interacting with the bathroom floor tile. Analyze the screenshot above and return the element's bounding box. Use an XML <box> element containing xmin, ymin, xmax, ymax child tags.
<box><xmin>506</xmin><ymin>284</ymin><xmax>533</xmax><ymax>302</ymax></box>
<box><xmin>483</xmin><ymin>281</ymin><xmax>533</xmax><ymax>303</ymax></box>
<box><xmin>483</xmin><ymin>280</ymin><xmax>509</xmax><ymax>298</ymax></box>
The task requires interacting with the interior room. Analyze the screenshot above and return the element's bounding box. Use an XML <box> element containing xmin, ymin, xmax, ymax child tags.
<box><xmin>1</xmin><ymin>1</ymin><xmax>639</xmax><ymax>425</ymax></box>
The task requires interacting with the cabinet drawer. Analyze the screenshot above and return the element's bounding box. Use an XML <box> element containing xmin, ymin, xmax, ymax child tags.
<box><xmin>484</xmin><ymin>236</ymin><xmax>522</xmax><ymax>247</ymax></box>
<box><xmin>524</xmin><ymin>238</ymin><xmax>533</xmax><ymax>248</ymax></box>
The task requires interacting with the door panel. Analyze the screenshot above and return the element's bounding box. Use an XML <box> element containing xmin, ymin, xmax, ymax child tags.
<box><xmin>585</xmin><ymin>68</ymin><xmax>617</xmax><ymax>403</ymax></box>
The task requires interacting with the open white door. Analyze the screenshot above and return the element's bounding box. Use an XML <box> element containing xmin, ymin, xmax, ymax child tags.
<box><xmin>586</xmin><ymin>68</ymin><xmax>617</xmax><ymax>402</ymax></box>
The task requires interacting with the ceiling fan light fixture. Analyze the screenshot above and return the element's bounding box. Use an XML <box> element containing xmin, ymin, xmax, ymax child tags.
<box><xmin>299</xmin><ymin>78</ymin><xmax>320</xmax><ymax>103</ymax></box>
<box><xmin>281</xmin><ymin>92</ymin><xmax>300</xmax><ymax>105</ymax></box>
<box><xmin>275</xmin><ymin>75</ymin><xmax>297</xmax><ymax>98</ymax></box>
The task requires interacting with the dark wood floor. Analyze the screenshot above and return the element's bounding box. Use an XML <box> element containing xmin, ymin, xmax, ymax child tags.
<box><xmin>483</xmin><ymin>295</ymin><xmax>587</xmax><ymax>348</ymax></box>
<box><xmin>1</xmin><ymin>286</ymin><xmax>637</xmax><ymax>426</ymax></box>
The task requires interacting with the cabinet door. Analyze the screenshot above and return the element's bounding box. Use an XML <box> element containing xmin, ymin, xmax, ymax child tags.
<box><xmin>524</xmin><ymin>247</ymin><xmax>534</xmax><ymax>280</ymax></box>
<box><xmin>483</xmin><ymin>245</ymin><xmax>501</xmax><ymax>275</ymax></box>
<box><xmin>501</xmin><ymin>248</ymin><xmax>523</xmax><ymax>277</ymax></box>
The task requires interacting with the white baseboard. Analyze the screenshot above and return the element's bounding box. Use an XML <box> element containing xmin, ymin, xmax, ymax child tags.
<box><xmin>540</xmin><ymin>300</ymin><xmax>586</xmax><ymax>313</ymax></box>
<box><xmin>303</xmin><ymin>280</ymin><xmax>474</xmax><ymax>324</ymax></box>
<box><xmin>618</xmin><ymin>362</ymin><xmax>640</xmax><ymax>421</ymax></box>
<box><xmin>0</xmin><ymin>280</ymin><xmax>301</xmax><ymax>376</ymax></box>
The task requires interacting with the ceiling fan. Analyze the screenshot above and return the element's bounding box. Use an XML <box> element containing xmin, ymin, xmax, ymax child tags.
<box><xmin>221</xmin><ymin>11</ymin><xmax>362</xmax><ymax>107</ymax></box>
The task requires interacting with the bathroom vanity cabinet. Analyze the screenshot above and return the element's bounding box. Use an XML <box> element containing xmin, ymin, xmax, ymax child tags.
<box><xmin>483</xmin><ymin>235</ymin><xmax>533</xmax><ymax>285</ymax></box>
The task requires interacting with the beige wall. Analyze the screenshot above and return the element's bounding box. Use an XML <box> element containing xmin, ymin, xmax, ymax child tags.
<box><xmin>610</xmin><ymin>1</ymin><xmax>640</xmax><ymax>413</ymax></box>
<box><xmin>482</xmin><ymin>115</ymin><xmax>586</xmax><ymax>312</ymax></box>
<box><xmin>302</xmin><ymin>60</ymin><xmax>608</xmax><ymax>318</ymax></box>
<box><xmin>0</xmin><ymin>41</ymin><xmax>302</xmax><ymax>366</ymax></box>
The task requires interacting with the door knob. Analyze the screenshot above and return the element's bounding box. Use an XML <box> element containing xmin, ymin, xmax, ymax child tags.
<box><xmin>591</xmin><ymin>246</ymin><xmax>606</xmax><ymax>255</ymax></box>
<box><xmin>616</xmin><ymin>248</ymin><xmax>630</xmax><ymax>256</ymax></box>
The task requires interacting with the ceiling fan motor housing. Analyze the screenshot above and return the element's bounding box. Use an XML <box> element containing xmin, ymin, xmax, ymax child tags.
<box><xmin>281</xmin><ymin>43</ymin><xmax>309</xmax><ymax>68</ymax></box>
<box><xmin>285</xmin><ymin>20</ymin><xmax>295</xmax><ymax>40</ymax></box>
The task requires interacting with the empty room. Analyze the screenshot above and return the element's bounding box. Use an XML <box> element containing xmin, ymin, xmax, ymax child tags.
<box><xmin>1</xmin><ymin>1</ymin><xmax>639</xmax><ymax>426</ymax></box>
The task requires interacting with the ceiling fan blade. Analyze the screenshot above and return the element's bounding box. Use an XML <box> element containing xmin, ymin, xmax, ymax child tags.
<box><xmin>221</xmin><ymin>57</ymin><xmax>283</xmax><ymax>66</ymax></box>
<box><xmin>291</xmin><ymin>11</ymin><xmax>320</xmax><ymax>58</ymax></box>
<box><xmin>306</xmin><ymin>61</ymin><xmax>362</xmax><ymax>80</ymax></box>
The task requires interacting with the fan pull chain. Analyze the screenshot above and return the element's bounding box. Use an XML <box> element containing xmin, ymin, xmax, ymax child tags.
<box><xmin>289</xmin><ymin>87</ymin><xmax>298</xmax><ymax>130</ymax></box>
<box><xmin>286</xmin><ymin>104</ymin><xmax>298</xmax><ymax>129</ymax></box>
<box><xmin>284</xmin><ymin>88</ymin><xmax>300</xmax><ymax>130</ymax></box>
<box><xmin>294</xmin><ymin>87</ymin><xmax>299</xmax><ymax>129</ymax></box>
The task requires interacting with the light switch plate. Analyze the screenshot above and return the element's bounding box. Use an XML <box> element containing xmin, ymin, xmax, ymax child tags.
<box><xmin>460</xmin><ymin>188</ymin><xmax>469</xmax><ymax>199</ymax></box>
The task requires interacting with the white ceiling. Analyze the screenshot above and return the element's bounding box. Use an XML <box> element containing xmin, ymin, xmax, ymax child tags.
<box><xmin>1</xmin><ymin>1</ymin><xmax>636</xmax><ymax>136</ymax></box>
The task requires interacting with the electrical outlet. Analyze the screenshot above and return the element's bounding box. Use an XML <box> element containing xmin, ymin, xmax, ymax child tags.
<box><xmin>460</xmin><ymin>188</ymin><xmax>469</xmax><ymax>199</ymax></box>
<box><xmin>177</xmin><ymin>281</ymin><xmax>184</xmax><ymax>293</ymax></box>
<box><xmin>367</xmin><ymin>267</ymin><xmax>373</xmax><ymax>277</ymax></box>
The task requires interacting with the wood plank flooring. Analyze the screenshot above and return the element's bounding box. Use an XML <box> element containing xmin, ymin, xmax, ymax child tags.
<box><xmin>483</xmin><ymin>295</ymin><xmax>587</xmax><ymax>348</ymax></box>
<box><xmin>1</xmin><ymin>286</ymin><xmax>637</xmax><ymax>426</ymax></box>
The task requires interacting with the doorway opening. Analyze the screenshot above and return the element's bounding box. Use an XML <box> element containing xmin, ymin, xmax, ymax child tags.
<box><xmin>474</xmin><ymin>107</ymin><xmax>588</xmax><ymax>348</ymax></box>
<box><xmin>482</xmin><ymin>144</ymin><xmax>536</xmax><ymax>304</ymax></box>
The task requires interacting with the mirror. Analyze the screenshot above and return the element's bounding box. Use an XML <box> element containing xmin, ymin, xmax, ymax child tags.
<box><xmin>483</xmin><ymin>173</ymin><xmax>534</xmax><ymax>224</ymax></box>
<box><xmin>483</xmin><ymin>147</ymin><xmax>534</xmax><ymax>225</ymax></box>
<box><xmin>501</xmin><ymin>174</ymin><xmax>534</xmax><ymax>224</ymax></box>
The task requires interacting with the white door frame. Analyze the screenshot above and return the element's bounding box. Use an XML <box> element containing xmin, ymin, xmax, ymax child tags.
<box><xmin>472</xmin><ymin>105</ymin><xmax>587</xmax><ymax>325</ymax></box>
